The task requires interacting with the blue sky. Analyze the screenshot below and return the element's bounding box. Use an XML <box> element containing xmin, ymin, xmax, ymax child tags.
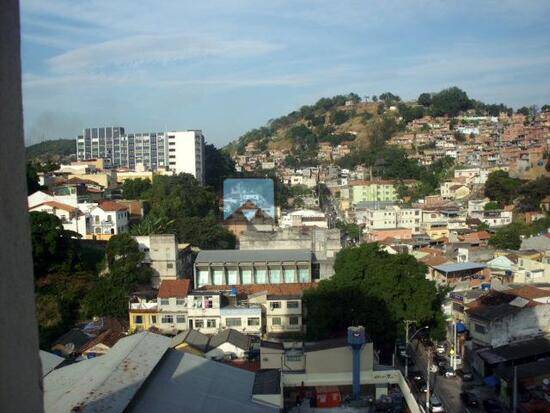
<box><xmin>21</xmin><ymin>0</ymin><xmax>550</xmax><ymax>146</ymax></box>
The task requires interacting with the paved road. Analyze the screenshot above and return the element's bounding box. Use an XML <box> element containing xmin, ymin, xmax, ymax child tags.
<box><xmin>409</xmin><ymin>342</ymin><xmax>468</xmax><ymax>413</ymax></box>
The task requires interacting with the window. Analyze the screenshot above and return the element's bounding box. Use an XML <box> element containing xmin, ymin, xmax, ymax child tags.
<box><xmin>197</xmin><ymin>270</ymin><xmax>209</xmax><ymax>287</ymax></box>
<box><xmin>283</xmin><ymin>268</ymin><xmax>296</xmax><ymax>283</ymax></box>
<box><xmin>272</xmin><ymin>317</ymin><xmax>281</xmax><ymax>325</ymax></box>
<box><xmin>270</xmin><ymin>268</ymin><xmax>281</xmax><ymax>284</ymax></box>
<box><xmin>241</xmin><ymin>269</ymin><xmax>252</xmax><ymax>284</ymax></box>
<box><xmin>194</xmin><ymin>319</ymin><xmax>204</xmax><ymax>328</ymax></box>
<box><xmin>287</xmin><ymin>301</ymin><xmax>300</xmax><ymax>309</ymax></box>
<box><xmin>167</xmin><ymin>263</ymin><xmax>173</xmax><ymax>269</ymax></box>
<box><xmin>176</xmin><ymin>315</ymin><xmax>185</xmax><ymax>324</ymax></box>
<box><xmin>176</xmin><ymin>298</ymin><xmax>185</xmax><ymax>306</ymax></box>
<box><xmin>207</xmin><ymin>319</ymin><xmax>217</xmax><ymax>328</ymax></box>
<box><xmin>134</xmin><ymin>315</ymin><xmax>143</xmax><ymax>324</ymax></box>
<box><xmin>474</xmin><ymin>323</ymin><xmax>486</xmax><ymax>334</ymax></box>
<box><xmin>255</xmin><ymin>268</ymin><xmax>267</xmax><ymax>284</ymax></box>
<box><xmin>298</xmin><ymin>268</ymin><xmax>310</xmax><ymax>283</ymax></box>
<box><xmin>247</xmin><ymin>317</ymin><xmax>260</xmax><ymax>326</ymax></box>
<box><xmin>289</xmin><ymin>316</ymin><xmax>299</xmax><ymax>325</ymax></box>
<box><xmin>270</xmin><ymin>301</ymin><xmax>281</xmax><ymax>310</ymax></box>
<box><xmin>226</xmin><ymin>318</ymin><xmax>242</xmax><ymax>327</ymax></box>
<box><xmin>213</xmin><ymin>269</ymin><xmax>224</xmax><ymax>285</ymax></box>
<box><xmin>160</xmin><ymin>298</ymin><xmax>169</xmax><ymax>306</ymax></box>
<box><xmin>227</xmin><ymin>269</ymin><xmax>238</xmax><ymax>285</ymax></box>
<box><xmin>151</xmin><ymin>315</ymin><xmax>157</xmax><ymax>324</ymax></box>
<box><xmin>161</xmin><ymin>315</ymin><xmax>174</xmax><ymax>324</ymax></box>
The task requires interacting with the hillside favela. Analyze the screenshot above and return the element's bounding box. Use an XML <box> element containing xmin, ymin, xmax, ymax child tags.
<box><xmin>2</xmin><ymin>2</ymin><xmax>550</xmax><ymax>413</ymax></box>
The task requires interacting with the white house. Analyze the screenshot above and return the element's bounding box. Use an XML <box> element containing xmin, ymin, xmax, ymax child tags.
<box><xmin>204</xmin><ymin>329</ymin><xmax>251</xmax><ymax>360</ymax></box>
<box><xmin>87</xmin><ymin>201</ymin><xmax>129</xmax><ymax>239</ymax></box>
<box><xmin>220</xmin><ymin>306</ymin><xmax>262</xmax><ymax>336</ymax></box>
<box><xmin>279</xmin><ymin>209</ymin><xmax>328</xmax><ymax>229</ymax></box>
<box><xmin>29</xmin><ymin>201</ymin><xmax>89</xmax><ymax>237</ymax></box>
<box><xmin>157</xmin><ymin>279</ymin><xmax>191</xmax><ymax>333</ymax></box>
<box><xmin>187</xmin><ymin>291</ymin><xmax>222</xmax><ymax>335</ymax></box>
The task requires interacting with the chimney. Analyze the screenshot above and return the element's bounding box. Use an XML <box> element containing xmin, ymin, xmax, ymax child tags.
<box><xmin>347</xmin><ymin>326</ymin><xmax>366</xmax><ymax>400</ymax></box>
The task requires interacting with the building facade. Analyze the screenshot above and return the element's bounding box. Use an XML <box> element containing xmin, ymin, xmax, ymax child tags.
<box><xmin>76</xmin><ymin>127</ymin><xmax>205</xmax><ymax>182</ymax></box>
<box><xmin>194</xmin><ymin>249</ymin><xmax>313</xmax><ymax>288</ymax></box>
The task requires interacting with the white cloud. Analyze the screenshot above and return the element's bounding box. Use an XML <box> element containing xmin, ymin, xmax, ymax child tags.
<box><xmin>47</xmin><ymin>34</ymin><xmax>283</xmax><ymax>74</ymax></box>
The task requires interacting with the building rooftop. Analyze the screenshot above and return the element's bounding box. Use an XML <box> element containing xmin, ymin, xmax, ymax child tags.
<box><xmin>478</xmin><ymin>335</ymin><xmax>550</xmax><ymax>365</ymax></box>
<box><xmin>158</xmin><ymin>279</ymin><xmax>191</xmax><ymax>299</ymax></box>
<box><xmin>432</xmin><ymin>262</ymin><xmax>486</xmax><ymax>274</ymax></box>
<box><xmin>252</xmin><ymin>369</ymin><xmax>281</xmax><ymax>395</ymax></box>
<box><xmin>209</xmin><ymin>329</ymin><xmax>251</xmax><ymax>352</ymax></box>
<box><xmin>195</xmin><ymin>249</ymin><xmax>312</xmax><ymax>263</ymax></box>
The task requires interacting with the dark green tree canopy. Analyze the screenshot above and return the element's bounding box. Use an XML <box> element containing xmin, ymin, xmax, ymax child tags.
<box><xmin>417</xmin><ymin>93</ymin><xmax>432</xmax><ymax>107</ymax></box>
<box><xmin>121</xmin><ymin>178</ymin><xmax>151</xmax><ymax>199</ymax></box>
<box><xmin>484</xmin><ymin>170</ymin><xmax>521</xmax><ymax>206</ymax></box>
<box><xmin>429</xmin><ymin>87</ymin><xmax>472</xmax><ymax>116</ymax></box>
<box><xmin>303</xmin><ymin>243</ymin><xmax>446</xmax><ymax>352</ymax></box>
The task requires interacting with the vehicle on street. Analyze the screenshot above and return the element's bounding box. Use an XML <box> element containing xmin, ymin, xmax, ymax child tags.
<box><xmin>436</xmin><ymin>344</ymin><xmax>445</xmax><ymax>354</ymax></box>
<box><xmin>407</xmin><ymin>371</ymin><xmax>423</xmax><ymax>382</ymax></box>
<box><xmin>460</xmin><ymin>392</ymin><xmax>479</xmax><ymax>407</ymax></box>
<box><xmin>438</xmin><ymin>365</ymin><xmax>455</xmax><ymax>377</ymax></box>
<box><xmin>456</xmin><ymin>368</ymin><xmax>473</xmax><ymax>381</ymax></box>
<box><xmin>483</xmin><ymin>398</ymin><xmax>504</xmax><ymax>412</ymax></box>
<box><xmin>430</xmin><ymin>395</ymin><xmax>445</xmax><ymax>412</ymax></box>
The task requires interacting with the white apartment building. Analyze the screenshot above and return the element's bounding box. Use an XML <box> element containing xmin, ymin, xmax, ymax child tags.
<box><xmin>220</xmin><ymin>306</ymin><xmax>263</xmax><ymax>336</ymax></box>
<box><xmin>76</xmin><ymin>127</ymin><xmax>205</xmax><ymax>182</ymax></box>
<box><xmin>470</xmin><ymin>209</ymin><xmax>513</xmax><ymax>228</ymax></box>
<box><xmin>187</xmin><ymin>291</ymin><xmax>223</xmax><ymax>335</ymax></box>
<box><xmin>134</xmin><ymin>234</ymin><xmax>181</xmax><ymax>288</ymax></box>
<box><xmin>279</xmin><ymin>209</ymin><xmax>328</xmax><ymax>229</ymax></box>
<box><xmin>360</xmin><ymin>206</ymin><xmax>422</xmax><ymax>234</ymax></box>
<box><xmin>29</xmin><ymin>201</ymin><xmax>89</xmax><ymax>235</ymax></box>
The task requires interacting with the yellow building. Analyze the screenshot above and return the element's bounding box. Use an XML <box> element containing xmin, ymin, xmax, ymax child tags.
<box><xmin>129</xmin><ymin>309</ymin><xmax>158</xmax><ymax>332</ymax></box>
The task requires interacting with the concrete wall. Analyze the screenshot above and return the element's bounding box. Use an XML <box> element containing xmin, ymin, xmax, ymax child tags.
<box><xmin>306</xmin><ymin>343</ymin><xmax>374</xmax><ymax>374</ymax></box>
<box><xmin>0</xmin><ymin>2</ymin><xmax>44</xmax><ymax>410</ymax></box>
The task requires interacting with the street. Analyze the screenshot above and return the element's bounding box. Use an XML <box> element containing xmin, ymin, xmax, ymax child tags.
<box><xmin>408</xmin><ymin>341</ymin><xmax>466</xmax><ymax>413</ymax></box>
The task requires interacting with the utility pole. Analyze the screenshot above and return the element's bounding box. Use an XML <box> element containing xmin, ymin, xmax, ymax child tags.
<box><xmin>404</xmin><ymin>320</ymin><xmax>416</xmax><ymax>377</ymax></box>
<box><xmin>452</xmin><ymin>320</ymin><xmax>458</xmax><ymax>371</ymax></box>
<box><xmin>513</xmin><ymin>364</ymin><xmax>518</xmax><ymax>413</ymax></box>
<box><xmin>426</xmin><ymin>348</ymin><xmax>431</xmax><ymax>412</ymax></box>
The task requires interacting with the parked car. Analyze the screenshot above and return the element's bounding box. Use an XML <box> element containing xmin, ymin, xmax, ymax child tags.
<box><xmin>460</xmin><ymin>392</ymin><xmax>479</xmax><ymax>407</ymax></box>
<box><xmin>407</xmin><ymin>371</ymin><xmax>423</xmax><ymax>382</ymax></box>
<box><xmin>456</xmin><ymin>369</ymin><xmax>473</xmax><ymax>381</ymax></box>
<box><xmin>438</xmin><ymin>366</ymin><xmax>455</xmax><ymax>377</ymax></box>
<box><xmin>436</xmin><ymin>344</ymin><xmax>445</xmax><ymax>354</ymax></box>
<box><xmin>430</xmin><ymin>395</ymin><xmax>445</xmax><ymax>413</ymax></box>
<box><xmin>483</xmin><ymin>398</ymin><xmax>504</xmax><ymax>413</ymax></box>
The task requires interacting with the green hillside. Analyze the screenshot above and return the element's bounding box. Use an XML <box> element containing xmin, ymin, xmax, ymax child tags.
<box><xmin>26</xmin><ymin>138</ymin><xmax>76</xmax><ymax>160</ymax></box>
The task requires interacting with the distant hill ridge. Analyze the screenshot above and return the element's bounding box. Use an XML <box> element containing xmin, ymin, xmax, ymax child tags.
<box><xmin>26</xmin><ymin>138</ymin><xmax>76</xmax><ymax>159</ymax></box>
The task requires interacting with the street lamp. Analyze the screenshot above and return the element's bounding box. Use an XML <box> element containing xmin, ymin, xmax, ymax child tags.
<box><xmin>404</xmin><ymin>325</ymin><xmax>429</xmax><ymax>377</ymax></box>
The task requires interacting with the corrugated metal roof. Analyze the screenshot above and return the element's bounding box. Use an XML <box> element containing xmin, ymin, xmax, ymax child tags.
<box><xmin>40</xmin><ymin>350</ymin><xmax>65</xmax><ymax>377</ymax></box>
<box><xmin>433</xmin><ymin>262</ymin><xmax>486</xmax><ymax>274</ymax></box>
<box><xmin>129</xmin><ymin>350</ymin><xmax>277</xmax><ymax>413</ymax></box>
<box><xmin>44</xmin><ymin>332</ymin><xmax>171</xmax><ymax>413</ymax></box>
<box><xmin>195</xmin><ymin>249</ymin><xmax>312</xmax><ymax>263</ymax></box>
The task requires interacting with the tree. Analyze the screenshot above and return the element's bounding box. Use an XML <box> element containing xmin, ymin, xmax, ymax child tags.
<box><xmin>489</xmin><ymin>224</ymin><xmax>522</xmax><ymax>250</ymax></box>
<box><xmin>516</xmin><ymin>106</ymin><xmax>530</xmax><ymax>116</ymax></box>
<box><xmin>418</xmin><ymin>93</ymin><xmax>432</xmax><ymax>107</ymax></box>
<box><xmin>30</xmin><ymin>211</ymin><xmax>80</xmax><ymax>276</ymax></box>
<box><xmin>429</xmin><ymin>87</ymin><xmax>471</xmax><ymax>117</ymax></box>
<box><xmin>122</xmin><ymin>178</ymin><xmax>151</xmax><ymax>199</ymax></box>
<box><xmin>26</xmin><ymin>162</ymin><xmax>41</xmax><ymax>194</ymax></box>
<box><xmin>484</xmin><ymin>170</ymin><xmax>521</xmax><ymax>205</ymax></box>
<box><xmin>542</xmin><ymin>104</ymin><xmax>550</xmax><ymax>112</ymax></box>
<box><xmin>175</xmin><ymin>215</ymin><xmax>236</xmax><ymax>249</ymax></box>
<box><xmin>516</xmin><ymin>177</ymin><xmax>550</xmax><ymax>212</ymax></box>
<box><xmin>106</xmin><ymin>233</ymin><xmax>152</xmax><ymax>285</ymax></box>
<box><xmin>484</xmin><ymin>201</ymin><xmax>500</xmax><ymax>211</ymax></box>
<box><xmin>303</xmin><ymin>244</ymin><xmax>446</xmax><ymax>354</ymax></box>
<box><xmin>80</xmin><ymin>277</ymin><xmax>130</xmax><ymax>319</ymax></box>
<box><xmin>204</xmin><ymin>144</ymin><xmax>236</xmax><ymax>192</ymax></box>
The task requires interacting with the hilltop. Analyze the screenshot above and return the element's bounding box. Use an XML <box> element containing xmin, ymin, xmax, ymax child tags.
<box><xmin>26</xmin><ymin>138</ymin><xmax>76</xmax><ymax>161</ymax></box>
<box><xmin>225</xmin><ymin>88</ymin><xmax>514</xmax><ymax>168</ymax></box>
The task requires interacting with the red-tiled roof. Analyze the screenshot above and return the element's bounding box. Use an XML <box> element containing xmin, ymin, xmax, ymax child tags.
<box><xmin>158</xmin><ymin>279</ymin><xmax>191</xmax><ymax>298</ymax></box>
<box><xmin>420</xmin><ymin>255</ymin><xmax>451</xmax><ymax>267</ymax></box>
<box><xmin>507</xmin><ymin>286</ymin><xmax>550</xmax><ymax>300</ymax></box>
<box><xmin>98</xmin><ymin>201</ymin><xmax>128</xmax><ymax>212</ymax></box>
<box><xmin>30</xmin><ymin>200</ymin><xmax>78</xmax><ymax>213</ymax></box>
